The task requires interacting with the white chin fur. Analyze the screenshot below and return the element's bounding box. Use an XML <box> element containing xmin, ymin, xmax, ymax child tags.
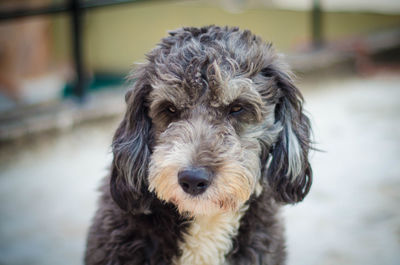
<box><xmin>176</xmin><ymin>197</ymin><xmax>226</xmax><ymax>216</ymax></box>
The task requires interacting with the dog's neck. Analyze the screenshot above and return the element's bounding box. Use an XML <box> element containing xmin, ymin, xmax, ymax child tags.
<box><xmin>173</xmin><ymin>206</ymin><xmax>248</xmax><ymax>265</ymax></box>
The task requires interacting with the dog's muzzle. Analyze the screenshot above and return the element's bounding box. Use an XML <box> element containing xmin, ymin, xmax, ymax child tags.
<box><xmin>178</xmin><ymin>167</ymin><xmax>211</xmax><ymax>196</ymax></box>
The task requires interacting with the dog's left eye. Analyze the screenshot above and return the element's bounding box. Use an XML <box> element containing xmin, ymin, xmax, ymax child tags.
<box><xmin>229</xmin><ymin>105</ymin><xmax>243</xmax><ymax>115</ymax></box>
<box><xmin>167</xmin><ymin>105</ymin><xmax>177</xmax><ymax>114</ymax></box>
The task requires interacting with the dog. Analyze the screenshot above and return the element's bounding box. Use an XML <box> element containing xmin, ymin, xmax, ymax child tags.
<box><xmin>85</xmin><ymin>25</ymin><xmax>312</xmax><ymax>265</ymax></box>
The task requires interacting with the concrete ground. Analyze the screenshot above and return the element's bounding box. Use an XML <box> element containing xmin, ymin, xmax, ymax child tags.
<box><xmin>0</xmin><ymin>73</ymin><xmax>399</xmax><ymax>265</ymax></box>
<box><xmin>285</xmin><ymin>73</ymin><xmax>400</xmax><ymax>265</ymax></box>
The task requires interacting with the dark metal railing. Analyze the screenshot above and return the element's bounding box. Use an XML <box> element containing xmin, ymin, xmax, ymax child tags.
<box><xmin>311</xmin><ymin>0</ymin><xmax>324</xmax><ymax>49</ymax></box>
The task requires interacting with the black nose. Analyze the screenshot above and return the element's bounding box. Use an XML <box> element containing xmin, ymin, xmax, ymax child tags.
<box><xmin>178</xmin><ymin>168</ymin><xmax>211</xmax><ymax>196</ymax></box>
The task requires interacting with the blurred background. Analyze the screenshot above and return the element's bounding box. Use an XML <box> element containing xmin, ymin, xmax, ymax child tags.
<box><xmin>0</xmin><ymin>0</ymin><xmax>399</xmax><ymax>264</ymax></box>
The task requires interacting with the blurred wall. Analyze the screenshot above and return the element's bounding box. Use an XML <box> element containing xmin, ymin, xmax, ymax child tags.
<box><xmin>51</xmin><ymin>1</ymin><xmax>400</xmax><ymax>74</ymax></box>
<box><xmin>0</xmin><ymin>0</ymin><xmax>53</xmax><ymax>101</ymax></box>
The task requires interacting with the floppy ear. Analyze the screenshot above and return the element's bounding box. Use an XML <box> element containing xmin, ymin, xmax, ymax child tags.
<box><xmin>110</xmin><ymin>70</ymin><xmax>153</xmax><ymax>212</ymax></box>
<box><xmin>262</xmin><ymin>65</ymin><xmax>313</xmax><ymax>203</ymax></box>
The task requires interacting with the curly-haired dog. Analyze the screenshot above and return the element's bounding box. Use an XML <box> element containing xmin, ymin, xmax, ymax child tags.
<box><xmin>85</xmin><ymin>26</ymin><xmax>312</xmax><ymax>265</ymax></box>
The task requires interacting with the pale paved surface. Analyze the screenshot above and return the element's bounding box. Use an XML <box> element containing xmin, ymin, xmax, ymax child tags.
<box><xmin>0</xmin><ymin>74</ymin><xmax>399</xmax><ymax>265</ymax></box>
<box><xmin>285</xmin><ymin>74</ymin><xmax>400</xmax><ymax>265</ymax></box>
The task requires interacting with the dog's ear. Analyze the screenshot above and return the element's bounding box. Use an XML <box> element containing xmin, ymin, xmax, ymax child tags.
<box><xmin>110</xmin><ymin>70</ymin><xmax>153</xmax><ymax>211</ymax></box>
<box><xmin>261</xmin><ymin>64</ymin><xmax>313</xmax><ymax>203</ymax></box>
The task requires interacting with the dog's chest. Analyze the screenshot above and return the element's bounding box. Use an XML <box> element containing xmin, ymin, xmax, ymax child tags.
<box><xmin>174</xmin><ymin>209</ymin><xmax>246</xmax><ymax>265</ymax></box>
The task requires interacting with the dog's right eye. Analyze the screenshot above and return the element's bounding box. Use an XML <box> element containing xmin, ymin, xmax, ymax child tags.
<box><xmin>229</xmin><ymin>104</ymin><xmax>244</xmax><ymax>115</ymax></box>
<box><xmin>230</xmin><ymin>105</ymin><xmax>243</xmax><ymax>114</ymax></box>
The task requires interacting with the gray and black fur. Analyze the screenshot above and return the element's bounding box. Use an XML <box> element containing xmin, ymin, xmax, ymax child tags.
<box><xmin>85</xmin><ymin>25</ymin><xmax>312</xmax><ymax>265</ymax></box>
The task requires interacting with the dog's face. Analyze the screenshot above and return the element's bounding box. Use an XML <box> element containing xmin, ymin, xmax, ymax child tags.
<box><xmin>147</xmin><ymin>62</ymin><xmax>279</xmax><ymax>215</ymax></box>
<box><xmin>110</xmin><ymin>26</ymin><xmax>312</xmax><ymax>215</ymax></box>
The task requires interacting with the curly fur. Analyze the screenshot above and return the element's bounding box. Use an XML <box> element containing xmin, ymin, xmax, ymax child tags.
<box><xmin>85</xmin><ymin>25</ymin><xmax>312</xmax><ymax>265</ymax></box>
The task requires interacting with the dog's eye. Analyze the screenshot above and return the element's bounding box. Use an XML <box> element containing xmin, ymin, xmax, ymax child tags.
<box><xmin>229</xmin><ymin>105</ymin><xmax>243</xmax><ymax>115</ymax></box>
<box><xmin>167</xmin><ymin>105</ymin><xmax>177</xmax><ymax>114</ymax></box>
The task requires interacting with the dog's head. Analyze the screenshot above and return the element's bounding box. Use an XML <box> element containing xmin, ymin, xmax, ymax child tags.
<box><xmin>111</xmin><ymin>26</ymin><xmax>312</xmax><ymax>216</ymax></box>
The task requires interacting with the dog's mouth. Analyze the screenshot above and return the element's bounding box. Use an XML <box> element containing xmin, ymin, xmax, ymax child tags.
<box><xmin>148</xmin><ymin>163</ymin><xmax>253</xmax><ymax>216</ymax></box>
<box><xmin>167</xmin><ymin>191</ymin><xmax>240</xmax><ymax>217</ymax></box>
